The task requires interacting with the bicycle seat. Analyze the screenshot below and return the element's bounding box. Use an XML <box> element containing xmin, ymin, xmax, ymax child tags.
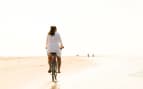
<box><xmin>50</xmin><ymin>52</ymin><xmax>57</xmax><ymax>56</ymax></box>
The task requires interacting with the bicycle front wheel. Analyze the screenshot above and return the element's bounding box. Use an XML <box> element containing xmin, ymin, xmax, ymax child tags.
<box><xmin>51</xmin><ymin>63</ymin><xmax>57</xmax><ymax>82</ymax></box>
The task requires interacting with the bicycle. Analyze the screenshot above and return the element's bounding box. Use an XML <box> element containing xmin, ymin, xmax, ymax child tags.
<box><xmin>47</xmin><ymin>47</ymin><xmax>64</xmax><ymax>82</ymax></box>
<box><xmin>49</xmin><ymin>52</ymin><xmax>57</xmax><ymax>82</ymax></box>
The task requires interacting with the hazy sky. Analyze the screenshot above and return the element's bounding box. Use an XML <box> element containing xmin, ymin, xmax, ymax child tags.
<box><xmin>0</xmin><ymin>0</ymin><xmax>143</xmax><ymax>56</ymax></box>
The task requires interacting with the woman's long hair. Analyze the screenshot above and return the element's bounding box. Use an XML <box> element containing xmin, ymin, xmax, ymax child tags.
<box><xmin>48</xmin><ymin>26</ymin><xmax>57</xmax><ymax>36</ymax></box>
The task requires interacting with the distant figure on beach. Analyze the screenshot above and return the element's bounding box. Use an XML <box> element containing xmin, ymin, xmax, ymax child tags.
<box><xmin>92</xmin><ymin>54</ymin><xmax>95</xmax><ymax>57</ymax></box>
<box><xmin>76</xmin><ymin>54</ymin><xmax>79</xmax><ymax>56</ymax></box>
<box><xmin>87</xmin><ymin>53</ymin><xmax>90</xmax><ymax>57</ymax></box>
<box><xmin>45</xmin><ymin>26</ymin><xmax>64</xmax><ymax>73</ymax></box>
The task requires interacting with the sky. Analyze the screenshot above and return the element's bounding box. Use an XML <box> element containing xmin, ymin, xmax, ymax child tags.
<box><xmin>0</xmin><ymin>0</ymin><xmax>143</xmax><ymax>56</ymax></box>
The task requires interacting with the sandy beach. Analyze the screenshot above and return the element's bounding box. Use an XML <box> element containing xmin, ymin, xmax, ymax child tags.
<box><xmin>0</xmin><ymin>56</ymin><xmax>143</xmax><ymax>89</ymax></box>
<box><xmin>0</xmin><ymin>56</ymin><xmax>94</xmax><ymax>89</ymax></box>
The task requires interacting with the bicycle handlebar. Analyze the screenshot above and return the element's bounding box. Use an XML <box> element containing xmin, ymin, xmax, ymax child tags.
<box><xmin>60</xmin><ymin>46</ymin><xmax>64</xmax><ymax>50</ymax></box>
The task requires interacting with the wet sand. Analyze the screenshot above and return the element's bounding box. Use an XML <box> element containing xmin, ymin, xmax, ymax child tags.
<box><xmin>0</xmin><ymin>56</ymin><xmax>143</xmax><ymax>89</ymax></box>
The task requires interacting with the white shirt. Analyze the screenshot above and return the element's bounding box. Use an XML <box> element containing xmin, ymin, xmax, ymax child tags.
<box><xmin>46</xmin><ymin>32</ymin><xmax>63</xmax><ymax>53</ymax></box>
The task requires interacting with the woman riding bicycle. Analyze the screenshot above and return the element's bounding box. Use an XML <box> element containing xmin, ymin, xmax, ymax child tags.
<box><xmin>45</xmin><ymin>26</ymin><xmax>64</xmax><ymax>73</ymax></box>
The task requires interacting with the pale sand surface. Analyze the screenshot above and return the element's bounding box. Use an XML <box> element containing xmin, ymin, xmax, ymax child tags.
<box><xmin>0</xmin><ymin>56</ymin><xmax>94</xmax><ymax>89</ymax></box>
<box><xmin>0</xmin><ymin>56</ymin><xmax>143</xmax><ymax>89</ymax></box>
<box><xmin>127</xmin><ymin>56</ymin><xmax>143</xmax><ymax>89</ymax></box>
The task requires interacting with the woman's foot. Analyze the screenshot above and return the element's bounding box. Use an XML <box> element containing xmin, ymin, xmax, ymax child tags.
<box><xmin>48</xmin><ymin>69</ymin><xmax>51</xmax><ymax>73</ymax></box>
<box><xmin>57</xmin><ymin>70</ymin><xmax>61</xmax><ymax>73</ymax></box>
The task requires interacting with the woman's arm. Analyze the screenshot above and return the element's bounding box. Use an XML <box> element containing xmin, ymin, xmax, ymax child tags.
<box><xmin>58</xmin><ymin>33</ymin><xmax>64</xmax><ymax>49</ymax></box>
<box><xmin>45</xmin><ymin>34</ymin><xmax>48</xmax><ymax>49</ymax></box>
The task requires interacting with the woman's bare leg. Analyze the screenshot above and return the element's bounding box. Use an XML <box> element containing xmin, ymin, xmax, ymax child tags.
<box><xmin>48</xmin><ymin>55</ymin><xmax>52</xmax><ymax>73</ymax></box>
<box><xmin>57</xmin><ymin>56</ymin><xmax>61</xmax><ymax>73</ymax></box>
